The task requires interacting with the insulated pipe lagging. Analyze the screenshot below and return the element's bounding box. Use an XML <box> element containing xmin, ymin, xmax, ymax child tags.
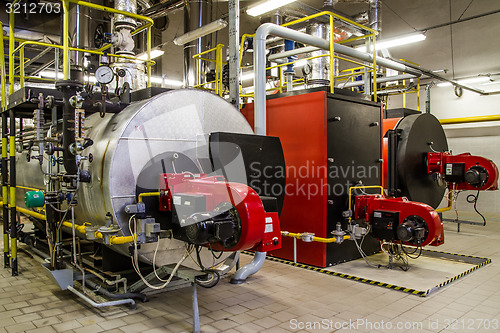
<box><xmin>254</xmin><ymin>23</ymin><xmax>422</xmax><ymax>135</ymax></box>
<box><xmin>230</xmin><ymin>251</ymin><xmax>267</xmax><ymax>284</ymax></box>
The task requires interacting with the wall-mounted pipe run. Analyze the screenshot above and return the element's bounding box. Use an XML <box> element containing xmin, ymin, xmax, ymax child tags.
<box><xmin>440</xmin><ymin>115</ymin><xmax>500</xmax><ymax>125</ymax></box>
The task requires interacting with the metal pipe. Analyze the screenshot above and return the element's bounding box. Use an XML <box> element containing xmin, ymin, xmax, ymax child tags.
<box><xmin>440</xmin><ymin>115</ymin><xmax>500</xmax><ymax>125</ymax></box>
<box><xmin>9</xmin><ymin>108</ymin><xmax>17</xmax><ymax>275</ymax></box>
<box><xmin>254</xmin><ymin>23</ymin><xmax>421</xmax><ymax>134</ymax></box>
<box><xmin>84</xmin><ymin>278</ymin><xmax>147</xmax><ymax>302</ymax></box>
<box><xmin>67</xmin><ymin>286</ymin><xmax>136</xmax><ymax>309</ymax></box>
<box><xmin>390</xmin><ymin>59</ymin><xmax>487</xmax><ymax>95</ymax></box>
<box><xmin>228</xmin><ymin>0</ymin><xmax>240</xmax><ymax>107</ymax></box>
<box><xmin>71</xmin><ymin>207</ymin><xmax>86</xmax><ymax>292</ymax></box>
<box><xmin>230</xmin><ymin>251</ymin><xmax>267</xmax><ymax>284</ymax></box>
<box><xmin>0</xmin><ymin>19</ymin><xmax>9</xmax><ymax>269</ymax></box>
<box><xmin>9</xmin><ymin>5</ymin><xmax>15</xmax><ymax>95</ymax></box>
<box><xmin>368</xmin><ymin>0</ymin><xmax>381</xmax><ymax>33</ymax></box>
<box><xmin>268</xmin><ymin>46</ymin><xmax>321</xmax><ymax>61</ymax></box>
<box><xmin>337</xmin><ymin>73</ymin><xmax>416</xmax><ymax>88</ymax></box>
<box><xmin>425</xmin><ymin>81</ymin><xmax>436</xmax><ymax>114</ymax></box>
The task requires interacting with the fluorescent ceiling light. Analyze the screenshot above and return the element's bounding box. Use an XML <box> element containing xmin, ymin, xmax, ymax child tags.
<box><xmin>355</xmin><ymin>33</ymin><xmax>426</xmax><ymax>51</ymax></box>
<box><xmin>173</xmin><ymin>19</ymin><xmax>228</xmax><ymax>46</ymax></box>
<box><xmin>437</xmin><ymin>77</ymin><xmax>490</xmax><ymax>87</ymax></box>
<box><xmin>246</xmin><ymin>0</ymin><xmax>298</xmax><ymax>17</ymax></box>
<box><xmin>137</xmin><ymin>49</ymin><xmax>164</xmax><ymax>61</ymax></box>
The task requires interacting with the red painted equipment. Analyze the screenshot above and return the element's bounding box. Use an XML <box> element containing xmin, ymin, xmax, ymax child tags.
<box><xmin>382</xmin><ymin>113</ymin><xmax>499</xmax><ymax>208</ymax></box>
<box><xmin>426</xmin><ymin>152</ymin><xmax>499</xmax><ymax>191</ymax></box>
<box><xmin>353</xmin><ymin>195</ymin><xmax>444</xmax><ymax>247</ymax></box>
<box><xmin>158</xmin><ymin>173</ymin><xmax>281</xmax><ymax>252</ymax></box>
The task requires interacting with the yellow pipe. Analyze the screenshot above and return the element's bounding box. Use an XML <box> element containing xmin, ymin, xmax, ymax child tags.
<box><xmin>138</xmin><ymin>192</ymin><xmax>160</xmax><ymax>203</ymax></box>
<box><xmin>281</xmin><ymin>231</ymin><xmax>351</xmax><ymax>244</ymax></box>
<box><xmin>61</xmin><ymin>221</ymin><xmax>136</xmax><ymax>244</ymax></box>
<box><xmin>109</xmin><ymin>235</ymin><xmax>136</xmax><ymax>245</ymax></box>
<box><xmin>436</xmin><ymin>190</ymin><xmax>453</xmax><ymax>213</ymax></box>
<box><xmin>16</xmin><ymin>207</ymin><xmax>46</xmax><ymax>220</ymax></box>
<box><xmin>0</xmin><ymin>201</ymin><xmax>47</xmax><ymax>220</ymax></box>
<box><xmin>440</xmin><ymin>115</ymin><xmax>500</xmax><ymax>125</ymax></box>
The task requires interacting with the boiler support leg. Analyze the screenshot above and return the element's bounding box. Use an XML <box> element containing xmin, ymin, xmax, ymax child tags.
<box><xmin>230</xmin><ymin>251</ymin><xmax>267</xmax><ymax>284</ymax></box>
<box><xmin>192</xmin><ymin>283</ymin><xmax>200</xmax><ymax>333</ymax></box>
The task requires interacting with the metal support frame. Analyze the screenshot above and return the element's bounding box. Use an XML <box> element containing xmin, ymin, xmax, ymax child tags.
<box><xmin>9</xmin><ymin>108</ymin><xmax>17</xmax><ymax>276</ymax></box>
<box><xmin>193</xmin><ymin>44</ymin><xmax>225</xmax><ymax>96</ymax></box>
<box><xmin>0</xmin><ymin>22</ymin><xmax>9</xmax><ymax>268</ymax></box>
<box><xmin>228</xmin><ymin>0</ymin><xmax>240</xmax><ymax>108</ymax></box>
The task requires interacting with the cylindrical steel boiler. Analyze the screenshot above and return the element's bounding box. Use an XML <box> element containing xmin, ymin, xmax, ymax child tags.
<box><xmin>17</xmin><ymin>89</ymin><xmax>254</xmax><ymax>266</ymax></box>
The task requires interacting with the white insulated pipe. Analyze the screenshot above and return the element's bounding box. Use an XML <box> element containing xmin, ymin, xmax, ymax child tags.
<box><xmin>254</xmin><ymin>23</ymin><xmax>422</xmax><ymax>135</ymax></box>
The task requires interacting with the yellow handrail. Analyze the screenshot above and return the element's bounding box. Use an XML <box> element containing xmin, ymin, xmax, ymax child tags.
<box><xmin>8</xmin><ymin>0</ymin><xmax>156</xmax><ymax>90</ymax></box>
<box><xmin>193</xmin><ymin>44</ymin><xmax>225</xmax><ymax>96</ymax></box>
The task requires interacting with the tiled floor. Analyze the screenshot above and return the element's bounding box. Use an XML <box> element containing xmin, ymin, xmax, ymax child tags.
<box><xmin>1</xmin><ymin>211</ymin><xmax>500</xmax><ymax>333</ymax></box>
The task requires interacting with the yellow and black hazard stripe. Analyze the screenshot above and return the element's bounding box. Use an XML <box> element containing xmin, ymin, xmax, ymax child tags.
<box><xmin>242</xmin><ymin>250</ymin><xmax>491</xmax><ymax>297</ymax></box>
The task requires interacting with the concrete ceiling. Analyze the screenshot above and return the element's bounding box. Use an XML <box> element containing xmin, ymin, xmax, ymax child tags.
<box><xmin>298</xmin><ymin>0</ymin><xmax>500</xmax><ymax>80</ymax></box>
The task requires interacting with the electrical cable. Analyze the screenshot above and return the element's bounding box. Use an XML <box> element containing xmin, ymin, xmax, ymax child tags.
<box><xmin>129</xmin><ymin>215</ymin><xmax>189</xmax><ymax>290</ymax></box>
<box><xmin>467</xmin><ymin>189</ymin><xmax>486</xmax><ymax>226</ymax></box>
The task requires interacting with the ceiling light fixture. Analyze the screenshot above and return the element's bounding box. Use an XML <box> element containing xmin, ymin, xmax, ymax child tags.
<box><xmin>355</xmin><ymin>32</ymin><xmax>426</xmax><ymax>51</ymax></box>
<box><xmin>246</xmin><ymin>0</ymin><xmax>298</xmax><ymax>17</ymax></box>
<box><xmin>173</xmin><ymin>19</ymin><xmax>228</xmax><ymax>46</ymax></box>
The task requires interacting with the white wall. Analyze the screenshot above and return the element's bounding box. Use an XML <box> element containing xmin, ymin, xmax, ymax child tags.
<box><xmin>381</xmin><ymin>0</ymin><xmax>500</xmax><ymax>214</ymax></box>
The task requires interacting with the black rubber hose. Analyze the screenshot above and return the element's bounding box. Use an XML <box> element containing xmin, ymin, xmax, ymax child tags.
<box><xmin>467</xmin><ymin>189</ymin><xmax>486</xmax><ymax>226</ymax></box>
<box><xmin>84</xmin><ymin>279</ymin><xmax>148</xmax><ymax>303</ymax></box>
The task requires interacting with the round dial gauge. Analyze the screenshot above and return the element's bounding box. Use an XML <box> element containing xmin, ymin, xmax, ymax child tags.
<box><xmin>95</xmin><ymin>65</ymin><xmax>114</xmax><ymax>84</ymax></box>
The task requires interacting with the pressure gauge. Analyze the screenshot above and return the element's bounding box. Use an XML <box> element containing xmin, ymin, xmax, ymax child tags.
<box><xmin>95</xmin><ymin>65</ymin><xmax>114</xmax><ymax>84</ymax></box>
